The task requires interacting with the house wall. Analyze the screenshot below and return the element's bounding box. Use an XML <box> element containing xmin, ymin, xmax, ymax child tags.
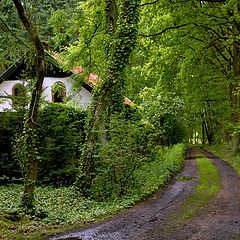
<box><xmin>0</xmin><ymin>77</ymin><xmax>92</xmax><ymax>111</ymax></box>
<box><xmin>0</xmin><ymin>80</ymin><xmax>27</xmax><ymax>111</ymax></box>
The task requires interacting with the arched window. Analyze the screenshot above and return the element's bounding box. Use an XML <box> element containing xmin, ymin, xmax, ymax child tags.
<box><xmin>52</xmin><ymin>81</ymin><xmax>66</xmax><ymax>103</ymax></box>
<box><xmin>12</xmin><ymin>83</ymin><xmax>26</xmax><ymax>107</ymax></box>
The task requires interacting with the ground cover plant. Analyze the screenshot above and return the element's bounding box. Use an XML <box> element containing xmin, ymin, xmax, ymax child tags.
<box><xmin>0</xmin><ymin>144</ymin><xmax>185</xmax><ymax>240</ymax></box>
<box><xmin>206</xmin><ymin>144</ymin><xmax>240</xmax><ymax>176</ymax></box>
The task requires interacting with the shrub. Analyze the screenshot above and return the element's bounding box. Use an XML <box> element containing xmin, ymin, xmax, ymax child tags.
<box><xmin>0</xmin><ymin>104</ymin><xmax>86</xmax><ymax>185</ymax></box>
<box><xmin>37</xmin><ymin>103</ymin><xmax>86</xmax><ymax>185</ymax></box>
<box><xmin>89</xmin><ymin>111</ymin><xmax>156</xmax><ymax>199</ymax></box>
<box><xmin>0</xmin><ymin>112</ymin><xmax>23</xmax><ymax>184</ymax></box>
<box><xmin>140</xmin><ymin>88</ymin><xmax>187</xmax><ymax>145</ymax></box>
<box><xmin>133</xmin><ymin>143</ymin><xmax>186</xmax><ymax>196</ymax></box>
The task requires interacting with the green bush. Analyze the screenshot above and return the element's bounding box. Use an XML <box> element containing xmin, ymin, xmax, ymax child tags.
<box><xmin>0</xmin><ymin>112</ymin><xmax>23</xmax><ymax>184</ymax></box>
<box><xmin>88</xmin><ymin>112</ymin><xmax>152</xmax><ymax>199</ymax></box>
<box><xmin>132</xmin><ymin>143</ymin><xmax>186</xmax><ymax>197</ymax></box>
<box><xmin>88</xmin><ymin>108</ymin><xmax>183</xmax><ymax>199</ymax></box>
<box><xmin>37</xmin><ymin>103</ymin><xmax>86</xmax><ymax>185</ymax></box>
<box><xmin>0</xmin><ymin>104</ymin><xmax>86</xmax><ymax>185</ymax></box>
<box><xmin>140</xmin><ymin>88</ymin><xmax>187</xmax><ymax>145</ymax></box>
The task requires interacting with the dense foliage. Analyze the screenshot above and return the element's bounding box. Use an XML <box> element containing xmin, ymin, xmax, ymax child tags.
<box><xmin>0</xmin><ymin>112</ymin><xmax>23</xmax><ymax>183</ymax></box>
<box><xmin>0</xmin><ymin>105</ymin><xmax>86</xmax><ymax>185</ymax></box>
<box><xmin>37</xmin><ymin>104</ymin><xmax>86</xmax><ymax>185</ymax></box>
<box><xmin>0</xmin><ymin>144</ymin><xmax>185</xmax><ymax>240</ymax></box>
<box><xmin>1</xmin><ymin>0</ymin><xmax>240</xmax><ymax>237</ymax></box>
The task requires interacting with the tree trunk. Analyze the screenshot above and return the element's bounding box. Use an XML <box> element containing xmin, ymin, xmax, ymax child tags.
<box><xmin>202</xmin><ymin>121</ymin><xmax>205</xmax><ymax>144</ymax></box>
<box><xmin>79</xmin><ymin>0</ymin><xmax>140</xmax><ymax>194</ymax></box>
<box><xmin>231</xmin><ymin>4</ymin><xmax>240</xmax><ymax>154</ymax></box>
<box><xmin>12</xmin><ymin>0</ymin><xmax>45</xmax><ymax>212</ymax></box>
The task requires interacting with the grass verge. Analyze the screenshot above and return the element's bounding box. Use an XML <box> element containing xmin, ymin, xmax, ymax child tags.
<box><xmin>171</xmin><ymin>153</ymin><xmax>220</xmax><ymax>224</ymax></box>
<box><xmin>205</xmin><ymin>144</ymin><xmax>240</xmax><ymax>176</ymax></box>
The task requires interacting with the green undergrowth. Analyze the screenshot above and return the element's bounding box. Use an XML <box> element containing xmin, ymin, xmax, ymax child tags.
<box><xmin>0</xmin><ymin>144</ymin><xmax>185</xmax><ymax>240</ymax></box>
<box><xmin>206</xmin><ymin>144</ymin><xmax>240</xmax><ymax>176</ymax></box>
<box><xmin>171</xmin><ymin>152</ymin><xmax>220</xmax><ymax>224</ymax></box>
<box><xmin>133</xmin><ymin>144</ymin><xmax>185</xmax><ymax>197</ymax></box>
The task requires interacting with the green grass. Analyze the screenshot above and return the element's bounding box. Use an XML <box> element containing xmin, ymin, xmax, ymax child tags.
<box><xmin>0</xmin><ymin>144</ymin><xmax>186</xmax><ymax>240</ymax></box>
<box><xmin>206</xmin><ymin>144</ymin><xmax>240</xmax><ymax>176</ymax></box>
<box><xmin>171</xmin><ymin>153</ymin><xmax>220</xmax><ymax>224</ymax></box>
<box><xmin>133</xmin><ymin>144</ymin><xmax>185</xmax><ymax>197</ymax></box>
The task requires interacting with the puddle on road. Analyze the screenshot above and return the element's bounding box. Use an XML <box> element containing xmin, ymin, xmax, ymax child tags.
<box><xmin>49</xmin><ymin>229</ymin><xmax>123</xmax><ymax>240</ymax></box>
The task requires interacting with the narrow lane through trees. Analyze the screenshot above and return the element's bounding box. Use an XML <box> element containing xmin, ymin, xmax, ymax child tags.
<box><xmin>47</xmin><ymin>147</ymin><xmax>240</xmax><ymax>240</ymax></box>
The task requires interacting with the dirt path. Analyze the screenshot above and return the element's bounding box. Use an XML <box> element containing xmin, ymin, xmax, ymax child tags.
<box><xmin>47</xmin><ymin>147</ymin><xmax>240</xmax><ymax>240</ymax></box>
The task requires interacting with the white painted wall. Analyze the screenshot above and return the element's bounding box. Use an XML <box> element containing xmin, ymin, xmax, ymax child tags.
<box><xmin>0</xmin><ymin>77</ymin><xmax>92</xmax><ymax>111</ymax></box>
<box><xmin>0</xmin><ymin>80</ymin><xmax>27</xmax><ymax>111</ymax></box>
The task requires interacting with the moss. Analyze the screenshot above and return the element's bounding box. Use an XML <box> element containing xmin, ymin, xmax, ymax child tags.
<box><xmin>171</xmin><ymin>154</ymin><xmax>220</xmax><ymax>224</ymax></box>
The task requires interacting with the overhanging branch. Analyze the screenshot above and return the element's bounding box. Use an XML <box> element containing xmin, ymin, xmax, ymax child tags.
<box><xmin>0</xmin><ymin>17</ymin><xmax>29</xmax><ymax>48</ymax></box>
<box><xmin>139</xmin><ymin>21</ymin><xmax>229</xmax><ymax>39</ymax></box>
<box><xmin>139</xmin><ymin>23</ymin><xmax>192</xmax><ymax>37</ymax></box>
<box><xmin>139</xmin><ymin>0</ymin><xmax>158</xmax><ymax>7</ymax></box>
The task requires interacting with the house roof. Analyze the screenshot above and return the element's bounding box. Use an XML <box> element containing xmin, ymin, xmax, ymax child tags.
<box><xmin>0</xmin><ymin>52</ymin><xmax>134</xmax><ymax>106</ymax></box>
<box><xmin>0</xmin><ymin>56</ymin><xmax>25</xmax><ymax>84</ymax></box>
<box><xmin>0</xmin><ymin>53</ymin><xmax>71</xmax><ymax>84</ymax></box>
<box><xmin>72</xmin><ymin>66</ymin><xmax>134</xmax><ymax>106</ymax></box>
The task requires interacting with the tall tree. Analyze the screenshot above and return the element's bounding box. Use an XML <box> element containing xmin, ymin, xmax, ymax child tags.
<box><xmin>127</xmin><ymin>0</ymin><xmax>240</xmax><ymax>147</ymax></box>
<box><xmin>77</xmin><ymin>0</ymin><xmax>141</xmax><ymax>193</ymax></box>
<box><xmin>12</xmin><ymin>0</ymin><xmax>45</xmax><ymax>211</ymax></box>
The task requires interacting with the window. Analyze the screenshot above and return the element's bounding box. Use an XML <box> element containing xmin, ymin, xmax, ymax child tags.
<box><xmin>12</xmin><ymin>83</ymin><xmax>26</xmax><ymax>107</ymax></box>
<box><xmin>52</xmin><ymin>82</ymin><xmax>66</xmax><ymax>103</ymax></box>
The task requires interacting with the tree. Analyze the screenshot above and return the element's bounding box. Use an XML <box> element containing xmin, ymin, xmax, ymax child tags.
<box><xmin>65</xmin><ymin>0</ymin><xmax>141</xmax><ymax>194</ymax></box>
<box><xmin>124</xmin><ymin>0</ymin><xmax>240</xmax><ymax>147</ymax></box>
<box><xmin>83</xmin><ymin>0</ymin><xmax>140</xmax><ymax>192</ymax></box>
<box><xmin>11</xmin><ymin>0</ymin><xmax>45</xmax><ymax>212</ymax></box>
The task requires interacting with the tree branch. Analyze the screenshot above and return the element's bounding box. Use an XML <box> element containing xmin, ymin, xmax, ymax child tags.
<box><xmin>140</xmin><ymin>21</ymin><xmax>229</xmax><ymax>39</ymax></box>
<box><xmin>0</xmin><ymin>17</ymin><xmax>29</xmax><ymax>48</ymax></box>
<box><xmin>139</xmin><ymin>23</ymin><xmax>192</xmax><ymax>37</ymax></box>
<box><xmin>139</xmin><ymin>0</ymin><xmax>158</xmax><ymax>7</ymax></box>
<box><xmin>86</xmin><ymin>20</ymin><xmax>102</xmax><ymax>46</ymax></box>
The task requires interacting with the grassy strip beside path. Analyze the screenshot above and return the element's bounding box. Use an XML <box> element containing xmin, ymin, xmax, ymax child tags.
<box><xmin>172</xmin><ymin>153</ymin><xmax>220</xmax><ymax>224</ymax></box>
<box><xmin>205</xmin><ymin>144</ymin><xmax>240</xmax><ymax>176</ymax></box>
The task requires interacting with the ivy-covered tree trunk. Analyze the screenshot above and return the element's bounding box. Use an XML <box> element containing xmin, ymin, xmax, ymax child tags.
<box><xmin>12</xmin><ymin>0</ymin><xmax>45</xmax><ymax>212</ymax></box>
<box><xmin>231</xmin><ymin>47</ymin><xmax>240</xmax><ymax>154</ymax></box>
<box><xmin>80</xmin><ymin>0</ymin><xmax>140</xmax><ymax>194</ymax></box>
<box><xmin>230</xmin><ymin>2</ymin><xmax>240</xmax><ymax>155</ymax></box>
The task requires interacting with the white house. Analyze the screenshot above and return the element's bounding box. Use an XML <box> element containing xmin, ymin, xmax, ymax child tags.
<box><xmin>0</xmin><ymin>54</ymin><xmax>133</xmax><ymax>112</ymax></box>
<box><xmin>0</xmin><ymin>55</ymin><xmax>94</xmax><ymax>111</ymax></box>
